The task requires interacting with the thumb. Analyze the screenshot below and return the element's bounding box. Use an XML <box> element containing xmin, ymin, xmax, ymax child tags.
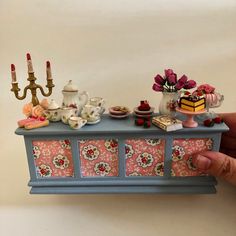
<box><xmin>192</xmin><ymin>151</ymin><xmax>236</xmax><ymax>186</ymax></box>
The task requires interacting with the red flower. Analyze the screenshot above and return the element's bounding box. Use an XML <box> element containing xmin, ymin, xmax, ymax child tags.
<box><xmin>166</xmin><ymin>73</ymin><xmax>177</xmax><ymax>85</ymax></box>
<box><xmin>152</xmin><ymin>83</ymin><xmax>164</xmax><ymax>92</ymax></box>
<box><xmin>64</xmin><ymin>140</ymin><xmax>70</xmax><ymax>145</ymax></box>
<box><xmin>87</xmin><ymin>149</ymin><xmax>94</xmax><ymax>156</ymax></box>
<box><xmin>141</xmin><ymin>157</ymin><xmax>147</xmax><ymax>163</ymax></box>
<box><xmin>154</xmin><ymin>74</ymin><xmax>165</xmax><ymax>85</ymax></box>
<box><xmin>184</xmin><ymin>80</ymin><xmax>196</xmax><ymax>89</ymax></box>
<box><xmin>175</xmin><ymin>75</ymin><xmax>188</xmax><ymax>90</ymax></box>
<box><xmin>58</xmin><ymin>159</ymin><xmax>65</xmax><ymax>165</ymax></box>
<box><xmin>110</xmin><ymin>140</ymin><xmax>118</xmax><ymax>148</ymax></box>
<box><xmin>125</xmin><ymin>146</ymin><xmax>130</xmax><ymax>154</ymax></box>
<box><xmin>99</xmin><ymin>165</ymin><xmax>105</xmax><ymax>172</ymax></box>
<box><xmin>165</xmin><ymin>69</ymin><xmax>174</xmax><ymax>77</ymax></box>
<box><xmin>174</xmin><ymin>150</ymin><xmax>180</xmax><ymax>156</ymax></box>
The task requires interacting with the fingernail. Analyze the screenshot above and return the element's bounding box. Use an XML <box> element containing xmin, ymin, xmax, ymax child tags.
<box><xmin>195</xmin><ymin>155</ymin><xmax>212</xmax><ymax>170</ymax></box>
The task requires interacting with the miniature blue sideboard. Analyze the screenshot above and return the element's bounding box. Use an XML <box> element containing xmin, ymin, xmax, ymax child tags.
<box><xmin>15</xmin><ymin>114</ymin><xmax>229</xmax><ymax>194</ymax></box>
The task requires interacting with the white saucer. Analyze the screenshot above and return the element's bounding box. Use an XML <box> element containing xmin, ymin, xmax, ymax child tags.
<box><xmin>134</xmin><ymin>107</ymin><xmax>154</xmax><ymax>115</ymax></box>
<box><xmin>109</xmin><ymin>113</ymin><xmax>130</xmax><ymax>119</ymax></box>
<box><xmin>133</xmin><ymin>113</ymin><xmax>153</xmax><ymax>118</ymax></box>
<box><xmin>86</xmin><ymin>119</ymin><xmax>101</xmax><ymax>125</ymax></box>
<box><xmin>109</xmin><ymin>106</ymin><xmax>130</xmax><ymax>115</ymax></box>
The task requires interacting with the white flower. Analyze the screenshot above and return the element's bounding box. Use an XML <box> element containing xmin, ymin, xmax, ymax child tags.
<box><xmin>145</xmin><ymin>139</ymin><xmax>161</xmax><ymax>146</ymax></box>
<box><xmin>94</xmin><ymin>162</ymin><xmax>111</xmax><ymax>176</ymax></box>
<box><xmin>172</xmin><ymin>145</ymin><xmax>185</xmax><ymax>162</ymax></box>
<box><xmin>59</xmin><ymin>140</ymin><xmax>71</xmax><ymax>149</ymax></box>
<box><xmin>82</xmin><ymin>144</ymin><xmax>100</xmax><ymax>160</ymax></box>
<box><xmin>53</xmin><ymin>154</ymin><xmax>69</xmax><ymax>169</ymax></box>
<box><xmin>105</xmin><ymin>139</ymin><xmax>118</xmax><ymax>153</ymax></box>
<box><xmin>206</xmin><ymin>139</ymin><xmax>213</xmax><ymax>150</ymax></box>
<box><xmin>186</xmin><ymin>156</ymin><xmax>196</xmax><ymax>170</ymax></box>
<box><xmin>155</xmin><ymin>162</ymin><xmax>164</xmax><ymax>176</ymax></box>
<box><xmin>171</xmin><ymin>169</ymin><xmax>175</xmax><ymax>176</ymax></box>
<box><xmin>38</xmin><ymin>164</ymin><xmax>52</xmax><ymax>177</ymax></box>
<box><xmin>125</xmin><ymin>144</ymin><xmax>134</xmax><ymax>159</ymax></box>
<box><xmin>128</xmin><ymin>172</ymin><xmax>142</xmax><ymax>176</ymax></box>
<box><xmin>136</xmin><ymin>152</ymin><xmax>154</xmax><ymax>168</ymax></box>
<box><xmin>33</xmin><ymin>145</ymin><xmax>41</xmax><ymax>159</ymax></box>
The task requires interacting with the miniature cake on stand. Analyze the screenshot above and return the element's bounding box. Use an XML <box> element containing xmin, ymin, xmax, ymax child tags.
<box><xmin>133</xmin><ymin>100</ymin><xmax>154</xmax><ymax>118</ymax></box>
<box><xmin>177</xmin><ymin>92</ymin><xmax>206</xmax><ymax>127</ymax></box>
<box><xmin>179</xmin><ymin>91</ymin><xmax>205</xmax><ymax>112</ymax></box>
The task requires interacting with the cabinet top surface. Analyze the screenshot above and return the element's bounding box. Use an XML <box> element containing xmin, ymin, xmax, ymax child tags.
<box><xmin>15</xmin><ymin>114</ymin><xmax>229</xmax><ymax>136</ymax></box>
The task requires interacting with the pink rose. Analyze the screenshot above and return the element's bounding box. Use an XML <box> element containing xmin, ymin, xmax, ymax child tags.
<box><xmin>197</xmin><ymin>84</ymin><xmax>215</xmax><ymax>94</ymax></box>
<box><xmin>31</xmin><ymin>105</ymin><xmax>45</xmax><ymax>118</ymax></box>
<box><xmin>23</xmin><ymin>103</ymin><xmax>33</xmax><ymax>117</ymax></box>
<box><xmin>40</xmin><ymin>99</ymin><xmax>49</xmax><ymax>109</ymax></box>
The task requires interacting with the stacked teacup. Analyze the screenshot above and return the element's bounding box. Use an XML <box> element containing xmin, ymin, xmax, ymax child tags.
<box><xmin>81</xmin><ymin>97</ymin><xmax>105</xmax><ymax>124</ymax></box>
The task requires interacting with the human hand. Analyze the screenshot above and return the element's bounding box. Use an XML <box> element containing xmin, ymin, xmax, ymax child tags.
<box><xmin>192</xmin><ymin>113</ymin><xmax>236</xmax><ymax>186</ymax></box>
<box><xmin>220</xmin><ymin>113</ymin><xmax>236</xmax><ymax>158</ymax></box>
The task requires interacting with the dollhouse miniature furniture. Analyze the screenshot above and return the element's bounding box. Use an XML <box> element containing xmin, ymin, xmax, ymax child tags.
<box><xmin>15</xmin><ymin>114</ymin><xmax>228</xmax><ymax>194</ymax></box>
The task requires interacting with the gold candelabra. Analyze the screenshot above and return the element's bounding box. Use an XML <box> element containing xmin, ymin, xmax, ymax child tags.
<box><xmin>10</xmin><ymin>54</ymin><xmax>55</xmax><ymax>106</ymax></box>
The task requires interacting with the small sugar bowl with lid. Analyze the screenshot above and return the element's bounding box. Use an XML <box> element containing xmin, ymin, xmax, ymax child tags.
<box><xmin>44</xmin><ymin>99</ymin><xmax>61</xmax><ymax>122</ymax></box>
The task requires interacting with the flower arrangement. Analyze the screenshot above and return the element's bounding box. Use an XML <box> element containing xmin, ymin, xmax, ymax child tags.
<box><xmin>152</xmin><ymin>69</ymin><xmax>196</xmax><ymax>93</ymax></box>
<box><xmin>194</xmin><ymin>84</ymin><xmax>215</xmax><ymax>94</ymax></box>
<box><xmin>23</xmin><ymin>99</ymin><xmax>49</xmax><ymax>118</ymax></box>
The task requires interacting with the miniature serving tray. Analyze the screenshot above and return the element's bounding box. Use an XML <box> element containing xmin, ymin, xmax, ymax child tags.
<box><xmin>15</xmin><ymin>114</ymin><xmax>229</xmax><ymax>194</ymax></box>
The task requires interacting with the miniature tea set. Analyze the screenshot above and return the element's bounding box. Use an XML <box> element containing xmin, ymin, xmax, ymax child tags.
<box><xmin>11</xmin><ymin>54</ymin><xmax>224</xmax><ymax>131</ymax></box>
<box><xmin>43</xmin><ymin>80</ymin><xmax>106</xmax><ymax>129</ymax></box>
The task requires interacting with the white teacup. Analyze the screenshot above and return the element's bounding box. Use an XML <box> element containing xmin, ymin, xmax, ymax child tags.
<box><xmin>68</xmin><ymin>117</ymin><xmax>87</xmax><ymax>129</ymax></box>
<box><xmin>88</xmin><ymin>97</ymin><xmax>105</xmax><ymax>114</ymax></box>
<box><xmin>61</xmin><ymin>107</ymin><xmax>77</xmax><ymax>124</ymax></box>
<box><xmin>81</xmin><ymin>104</ymin><xmax>101</xmax><ymax>122</ymax></box>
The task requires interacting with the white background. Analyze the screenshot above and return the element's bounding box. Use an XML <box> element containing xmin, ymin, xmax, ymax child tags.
<box><xmin>1</xmin><ymin>1</ymin><xmax>236</xmax><ymax>235</ymax></box>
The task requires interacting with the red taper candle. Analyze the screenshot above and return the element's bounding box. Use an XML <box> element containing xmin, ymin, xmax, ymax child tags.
<box><xmin>26</xmin><ymin>53</ymin><xmax>34</xmax><ymax>73</ymax></box>
<box><xmin>46</xmin><ymin>61</ymin><xmax>52</xmax><ymax>80</ymax></box>
<box><xmin>11</xmin><ymin>64</ymin><xmax>17</xmax><ymax>83</ymax></box>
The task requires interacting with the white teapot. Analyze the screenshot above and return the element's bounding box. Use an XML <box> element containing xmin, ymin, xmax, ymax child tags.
<box><xmin>62</xmin><ymin>80</ymin><xmax>89</xmax><ymax>115</ymax></box>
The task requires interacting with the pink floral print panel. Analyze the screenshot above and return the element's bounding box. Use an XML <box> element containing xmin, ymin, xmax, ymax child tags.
<box><xmin>79</xmin><ymin>139</ymin><xmax>119</xmax><ymax>177</ymax></box>
<box><xmin>32</xmin><ymin>139</ymin><xmax>74</xmax><ymax>178</ymax></box>
<box><xmin>171</xmin><ymin>138</ymin><xmax>213</xmax><ymax>176</ymax></box>
<box><xmin>125</xmin><ymin>139</ymin><xmax>165</xmax><ymax>176</ymax></box>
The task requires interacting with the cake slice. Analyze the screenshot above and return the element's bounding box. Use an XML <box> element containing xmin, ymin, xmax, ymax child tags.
<box><xmin>179</xmin><ymin>92</ymin><xmax>206</xmax><ymax>112</ymax></box>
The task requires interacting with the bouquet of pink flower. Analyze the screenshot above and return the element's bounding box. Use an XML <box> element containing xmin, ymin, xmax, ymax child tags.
<box><xmin>152</xmin><ymin>69</ymin><xmax>196</xmax><ymax>92</ymax></box>
<box><xmin>194</xmin><ymin>84</ymin><xmax>215</xmax><ymax>94</ymax></box>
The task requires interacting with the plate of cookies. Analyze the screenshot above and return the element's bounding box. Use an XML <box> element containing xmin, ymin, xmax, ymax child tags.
<box><xmin>109</xmin><ymin>106</ymin><xmax>130</xmax><ymax>118</ymax></box>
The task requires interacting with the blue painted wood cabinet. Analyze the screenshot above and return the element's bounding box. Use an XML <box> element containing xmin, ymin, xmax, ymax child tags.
<box><xmin>15</xmin><ymin>115</ymin><xmax>229</xmax><ymax>194</ymax></box>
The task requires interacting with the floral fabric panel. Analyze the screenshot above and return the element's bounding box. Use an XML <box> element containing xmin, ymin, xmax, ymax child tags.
<box><xmin>171</xmin><ymin>138</ymin><xmax>213</xmax><ymax>176</ymax></box>
<box><xmin>125</xmin><ymin>139</ymin><xmax>165</xmax><ymax>176</ymax></box>
<box><xmin>32</xmin><ymin>140</ymin><xmax>74</xmax><ymax>178</ymax></box>
<box><xmin>79</xmin><ymin>139</ymin><xmax>119</xmax><ymax>177</ymax></box>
